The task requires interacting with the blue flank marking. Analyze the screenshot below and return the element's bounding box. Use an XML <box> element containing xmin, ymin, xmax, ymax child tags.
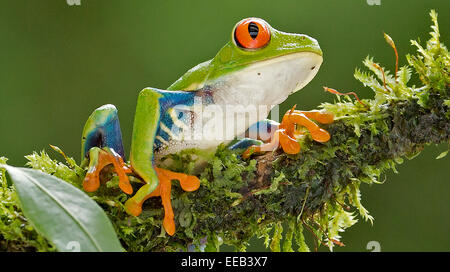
<box><xmin>153</xmin><ymin>90</ymin><xmax>198</xmax><ymax>151</ymax></box>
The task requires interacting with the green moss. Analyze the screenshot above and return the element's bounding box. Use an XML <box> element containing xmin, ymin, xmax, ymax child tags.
<box><xmin>0</xmin><ymin>157</ymin><xmax>55</xmax><ymax>251</ymax></box>
<box><xmin>1</xmin><ymin>10</ymin><xmax>448</xmax><ymax>252</ymax></box>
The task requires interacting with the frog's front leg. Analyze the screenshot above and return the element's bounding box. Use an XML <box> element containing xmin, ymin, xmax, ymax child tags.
<box><xmin>241</xmin><ymin>109</ymin><xmax>334</xmax><ymax>158</ymax></box>
<box><xmin>123</xmin><ymin>88</ymin><xmax>200</xmax><ymax>236</ymax></box>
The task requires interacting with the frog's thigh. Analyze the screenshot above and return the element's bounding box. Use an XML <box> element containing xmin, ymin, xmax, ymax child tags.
<box><xmin>129</xmin><ymin>88</ymin><xmax>163</xmax><ymax>192</ymax></box>
<box><xmin>81</xmin><ymin>104</ymin><xmax>125</xmax><ymax>160</ymax></box>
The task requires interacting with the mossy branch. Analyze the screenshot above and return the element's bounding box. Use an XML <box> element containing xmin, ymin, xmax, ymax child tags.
<box><xmin>1</xmin><ymin>11</ymin><xmax>449</xmax><ymax>252</ymax></box>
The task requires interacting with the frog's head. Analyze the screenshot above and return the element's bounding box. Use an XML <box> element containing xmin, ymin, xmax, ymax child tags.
<box><xmin>207</xmin><ymin>18</ymin><xmax>323</xmax><ymax>106</ymax></box>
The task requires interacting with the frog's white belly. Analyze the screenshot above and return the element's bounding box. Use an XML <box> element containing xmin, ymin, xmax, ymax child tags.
<box><xmin>156</xmin><ymin>51</ymin><xmax>323</xmax><ymax>158</ymax></box>
<box><xmin>155</xmin><ymin>108</ymin><xmax>254</xmax><ymax>157</ymax></box>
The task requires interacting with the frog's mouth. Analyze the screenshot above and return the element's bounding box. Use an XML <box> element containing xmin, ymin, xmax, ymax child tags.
<box><xmin>214</xmin><ymin>51</ymin><xmax>323</xmax><ymax>106</ymax></box>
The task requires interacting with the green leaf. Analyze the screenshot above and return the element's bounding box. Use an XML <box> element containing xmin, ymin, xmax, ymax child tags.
<box><xmin>1</xmin><ymin>164</ymin><xmax>124</xmax><ymax>252</ymax></box>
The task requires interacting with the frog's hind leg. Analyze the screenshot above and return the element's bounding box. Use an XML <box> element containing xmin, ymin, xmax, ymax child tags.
<box><xmin>81</xmin><ymin>104</ymin><xmax>132</xmax><ymax>194</ymax></box>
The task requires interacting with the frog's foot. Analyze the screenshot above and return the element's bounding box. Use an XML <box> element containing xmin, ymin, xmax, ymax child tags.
<box><xmin>242</xmin><ymin>109</ymin><xmax>334</xmax><ymax>159</ymax></box>
<box><xmin>280</xmin><ymin>108</ymin><xmax>334</xmax><ymax>143</ymax></box>
<box><xmin>83</xmin><ymin>147</ymin><xmax>133</xmax><ymax>194</ymax></box>
<box><xmin>242</xmin><ymin>128</ymin><xmax>300</xmax><ymax>159</ymax></box>
<box><xmin>124</xmin><ymin>167</ymin><xmax>200</xmax><ymax>236</ymax></box>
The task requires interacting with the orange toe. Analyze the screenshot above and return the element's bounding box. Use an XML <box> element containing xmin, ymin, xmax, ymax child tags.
<box><xmin>316</xmin><ymin>112</ymin><xmax>334</xmax><ymax>124</ymax></box>
<box><xmin>156</xmin><ymin>168</ymin><xmax>201</xmax><ymax>193</ymax></box>
<box><xmin>119</xmin><ymin>179</ymin><xmax>133</xmax><ymax>195</ymax></box>
<box><xmin>163</xmin><ymin>216</ymin><xmax>176</xmax><ymax>236</ymax></box>
<box><xmin>180</xmin><ymin>176</ymin><xmax>200</xmax><ymax>192</ymax></box>
<box><xmin>83</xmin><ymin>173</ymin><xmax>100</xmax><ymax>192</ymax></box>
<box><xmin>304</xmin><ymin>111</ymin><xmax>334</xmax><ymax>124</ymax></box>
<box><xmin>311</xmin><ymin>128</ymin><xmax>331</xmax><ymax>143</ymax></box>
<box><xmin>280</xmin><ymin>131</ymin><xmax>301</xmax><ymax>154</ymax></box>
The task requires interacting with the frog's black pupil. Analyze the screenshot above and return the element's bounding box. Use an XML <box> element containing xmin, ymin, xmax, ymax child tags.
<box><xmin>248</xmin><ymin>22</ymin><xmax>259</xmax><ymax>39</ymax></box>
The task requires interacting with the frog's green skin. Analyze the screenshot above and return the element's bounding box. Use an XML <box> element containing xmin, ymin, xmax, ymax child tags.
<box><xmin>80</xmin><ymin>18</ymin><xmax>323</xmax><ymax>234</ymax></box>
<box><xmin>168</xmin><ymin>24</ymin><xmax>322</xmax><ymax>91</ymax></box>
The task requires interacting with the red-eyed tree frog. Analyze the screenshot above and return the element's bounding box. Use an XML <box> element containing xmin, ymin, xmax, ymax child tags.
<box><xmin>80</xmin><ymin>18</ymin><xmax>333</xmax><ymax>236</ymax></box>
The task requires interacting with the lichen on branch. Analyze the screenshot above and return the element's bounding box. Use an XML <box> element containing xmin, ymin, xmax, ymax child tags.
<box><xmin>1</xmin><ymin>10</ymin><xmax>448</xmax><ymax>252</ymax></box>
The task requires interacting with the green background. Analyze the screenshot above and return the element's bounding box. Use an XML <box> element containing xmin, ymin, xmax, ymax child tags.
<box><xmin>0</xmin><ymin>0</ymin><xmax>448</xmax><ymax>251</ymax></box>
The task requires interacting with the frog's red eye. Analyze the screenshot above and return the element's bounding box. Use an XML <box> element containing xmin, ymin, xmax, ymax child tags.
<box><xmin>234</xmin><ymin>18</ymin><xmax>271</xmax><ymax>49</ymax></box>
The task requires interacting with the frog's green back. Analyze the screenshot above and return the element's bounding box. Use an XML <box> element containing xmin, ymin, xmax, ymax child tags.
<box><xmin>167</xmin><ymin>59</ymin><xmax>212</xmax><ymax>91</ymax></box>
